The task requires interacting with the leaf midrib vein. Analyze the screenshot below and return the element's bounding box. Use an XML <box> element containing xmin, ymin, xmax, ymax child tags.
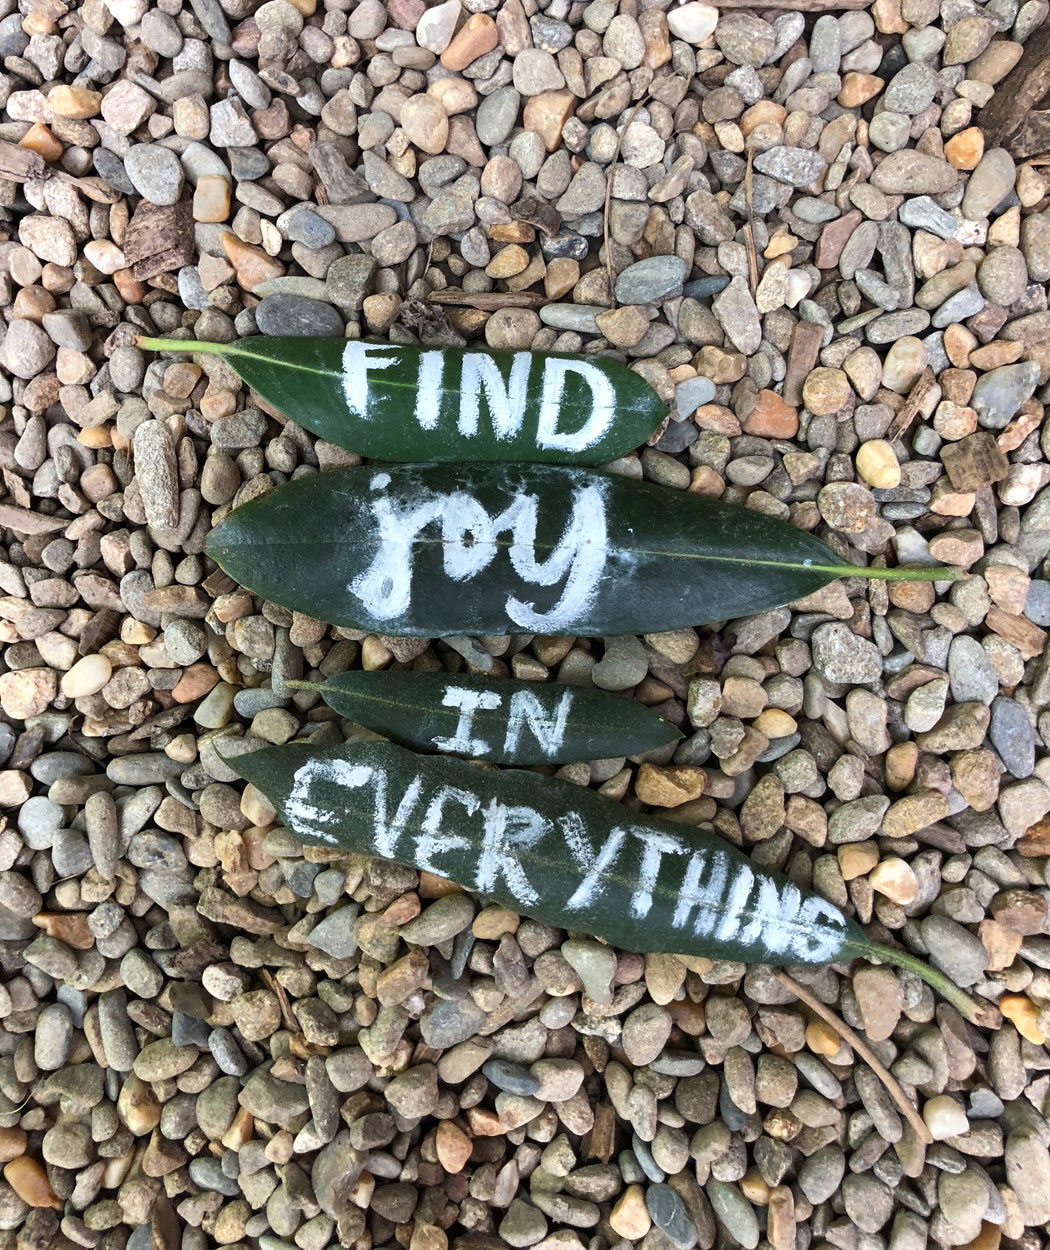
<box><xmin>215</xmin><ymin>535</ymin><xmax>849</xmax><ymax>576</ymax></box>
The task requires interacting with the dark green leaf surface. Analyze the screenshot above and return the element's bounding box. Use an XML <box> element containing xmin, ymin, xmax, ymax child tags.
<box><xmin>138</xmin><ymin>336</ymin><xmax>666</xmax><ymax>464</ymax></box>
<box><xmin>207</xmin><ymin>463</ymin><xmax>952</xmax><ymax>638</ymax></box>
<box><xmin>233</xmin><ymin>739</ymin><xmax>869</xmax><ymax>967</ymax></box>
<box><xmin>290</xmin><ymin>671</ymin><xmax>682</xmax><ymax>764</ymax></box>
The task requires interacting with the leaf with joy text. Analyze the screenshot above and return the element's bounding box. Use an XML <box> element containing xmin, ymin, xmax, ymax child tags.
<box><xmin>137</xmin><ymin>336</ymin><xmax>667</xmax><ymax>464</ymax></box>
<box><xmin>288</xmin><ymin>671</ymin><xmax>682</xmax><ymax>765</ymax></box>
<box><xmin>234</xmin><ymin>739</ymin><xmax>870</xmax><ymax>967</ymax></box>
<box><xmin>207</xmin><ymin>463</ymin><xmax>955</xmax><ymax>639</ymax></box>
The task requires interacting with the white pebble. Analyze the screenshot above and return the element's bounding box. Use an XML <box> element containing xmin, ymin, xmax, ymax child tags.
<box><xmin>667</xmin><ymin>1</ymin><xmax>717</xmax><ymax>43</ymax></box>
<box><xmin>923</xmin><ymin>1094</ymin><xmax>969</xmax><ymax>1141</ymax></box>
<box><xmin>60</xmin><ymin>654</ymin><xmax>112</xmax><ymax>698</ymax></box>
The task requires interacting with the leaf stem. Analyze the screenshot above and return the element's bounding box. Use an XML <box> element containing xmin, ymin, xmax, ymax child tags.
<box><xmin>858</xmin><ymin>941</ymin><xmax>1002</xmax><ymax>1029</ymax></box>
<box><xmin>283</xmin><ymin>679</ymin><xmax>321</xmax><ymax>693</ymax></box>
<box><xmin>838</xmin><ymin>563</ymin><xmax>959</xmax><ymax>583</ymax></box>
<box><xmin>137</xmin><ymin>336</ymin><xmax>228</xmax><ymax>355</ymax></box>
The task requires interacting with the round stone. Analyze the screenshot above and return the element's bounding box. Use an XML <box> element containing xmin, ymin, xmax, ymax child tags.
<box><xmin>802</xmin><ymin>367</ymin><xmax>851</xmax><ymax>415</ymax></box>
<box><xmin>855</xmin><ymin>440</ymin><xmax>901</xmax><ymax>488</ymax></box>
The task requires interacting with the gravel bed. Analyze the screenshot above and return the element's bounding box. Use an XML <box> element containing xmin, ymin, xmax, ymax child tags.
<box><xmin>2</xmin><ymin>0</ymin><xmax>1050</xmax><ymax>1247</ymax></box>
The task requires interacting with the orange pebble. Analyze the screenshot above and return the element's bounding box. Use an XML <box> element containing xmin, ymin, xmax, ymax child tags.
<box><xmin>4</xmin><ymin>1157</ymin><xmax>62</xmax><ymax>1209</ymax></box>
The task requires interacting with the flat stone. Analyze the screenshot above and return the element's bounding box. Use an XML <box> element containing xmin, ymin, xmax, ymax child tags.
<box><xmin>254</xmin><ymin>295</ymin><xmax>344</xmax><ymax>336</ymax></box>
<box><xmin>614</xmin><ymin>256</ymin><xmax>687</xmax><ymax>304</ymax></box>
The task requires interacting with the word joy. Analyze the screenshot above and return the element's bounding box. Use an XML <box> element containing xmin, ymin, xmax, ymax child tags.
<box><xmin>340</xmin><ymin>342</ymin><xmax>618</xmax><ymax>453</ymax></box>
<box><xmin>351</xmin><ymin>473</ymin><xmax>611</xmax><ymax>631</ymax></box>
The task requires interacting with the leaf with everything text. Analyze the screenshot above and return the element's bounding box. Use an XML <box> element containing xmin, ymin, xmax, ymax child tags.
<box><xmin>234</xmin><ymin>738</ymin><xmax>869</xmax><ymax>966</ymax></box>
<box><xmin>288</xmin><ymin>671</ymin><xmax>682</xmax><ymax>765</ymax></box>
<box><xmin>207</xmin><ymin>463</ymin><xmax>956</xmax><ymax>638</ymax></box>
<box><xmin>231</xmin><ymin>740</ymin><xmax>1003</xmax><ymax>1025</ymax></box>
<box><xmin>137</xmin><ymin>336</ymin><xmax>667</xmax><ymax>464</ymax></box>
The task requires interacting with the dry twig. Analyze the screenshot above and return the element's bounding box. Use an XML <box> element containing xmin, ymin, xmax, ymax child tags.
<box><xmin>744</xmin><ymin>149</ymin><xmax>759</xmax><ymax>299</ymax></box>
<box><xmin>775</xmin><ymin>970</ymin><xmax>934</xmax><ymax>1145</ymax></box>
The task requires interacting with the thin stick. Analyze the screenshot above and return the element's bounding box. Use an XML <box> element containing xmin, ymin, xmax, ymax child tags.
<box><xmin>744</xmin><ymin>149</ymin><xmax>759</xmax><ymax>299</ymax></box>
<box><xmin>604</xmin><ymin>94</ymin><xmax>650</xmax><ymax>310</ymax></box>
<box><xmin>774</xmin><ymin>970</ymin><xmax>934</xmax><ymax>1146</ymax></box>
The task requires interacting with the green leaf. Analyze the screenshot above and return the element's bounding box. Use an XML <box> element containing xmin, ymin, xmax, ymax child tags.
<box><xmin>137</xmin><ymin>336</ymin><xmax>667</xmax><ymax>464</ymax></box>
<box><xmin>230</xmin><ymin>738</ymin><xmax>1003</xmax><ymax>1024</ymax></box>
<box><xmin>207</xmin><ymin>463</ymin><xmax>955</xmax><ymax>638</ymax></box>
<box><xmin>232</xmin><ymin>738</ymin><xmax>869</xmax><ymax>967</ymax></box>
<box><xmin>287</xmin><ymin>671</ymin><xmax>682</xmax><ymax>765</ymax></box>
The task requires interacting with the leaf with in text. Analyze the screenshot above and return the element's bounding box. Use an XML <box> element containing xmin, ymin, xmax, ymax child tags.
<box><xmin>288</xmin><ymin>670</ymin><xmax>682</xmax><ymax>765</ymax></box>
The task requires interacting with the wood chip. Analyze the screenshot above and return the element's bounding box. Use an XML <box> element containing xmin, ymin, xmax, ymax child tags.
<box><xmin>0</xmin><ymin>140</ymin><xmax>46</xmax><ymax>182</ymax></box>
<box><xmin>123</xmin><ymin>198</ymin><xmax>194</xmax><ymax>280</ymax></box>
<box><xmin>980</xmin><ymin>24</ymin><xmax>1050</xmax><ymax>154</ymax></box>
<box><xmin>587</xmin><ymin>1103</ymin><xmax>617</xmax><ymax>1163</ymax></box>
<box><xmin>782</xmin><ymin>321</ymin><xmax>824</xmax><ymax>407</ymax></box>
<box><xmin>885</xmin><ymin>367</ymin><xmax>941</xmax><ymax>442</ymax></box>
<box><xmin>427</xmin><ymin>290</ymin><xmax>547</xmax><ymax>310</ymax></box>
<box><xmin>940</xmin><ymin>431</ymin><xmax>1009</xmax><ymax>491</ymax></box>
<box><xmin>0</xmin><ymin>504</ymin><xmax>68</xmax><ymax>535</ymax></box>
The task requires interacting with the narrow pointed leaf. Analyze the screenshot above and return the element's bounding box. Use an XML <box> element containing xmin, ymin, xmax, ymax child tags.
<box><xmin>207</xmin><ymin>463</ymin><xmax>955</xmax><ymax>638</ymax></box>
<box><xmin>289</xmin><ymin>671</ymin><xmax>682</xmax><ymax>765</ymax></box>
<box><xmin>233</xmin><ymin>739</ymin><xmax>870</xmax><ymax>967</ymax></box>
<box><xmin>137</xmin><ymin>336</ymin><xmax>667</xmax><ymax>464</ymax></box>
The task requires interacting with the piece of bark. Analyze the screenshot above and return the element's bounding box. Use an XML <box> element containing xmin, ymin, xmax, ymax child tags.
<box><xmin>782</xmin><ymin>321</ymin><xmax>825</xmax><ymax>407</ymax></box>
<box><xmin>1011</xmin><ymin>110</ymin><xmax>1050</xmax><ymax>160</ymax></box>
<box><xmin>940</xmin><ymin>431</ymin><xmax>1009</xmax><ymax>491</ymax></box>
<box><xmin>979</xmin><ymin>24</ymin><xmax>1050</xmax><ymax>153</ymax></box>
<box><xmin>587</xmin><ymin>1104</ymin><xmax>617</xmax><ymax>1163</ymax></box>
<box><xmin>510</xmin><ymin>194</ymin><xmax>561</xmax><ymax>236</ymax></box>
<box><xmin>427</xmin><ymin>289</ymin><xmax>547</xmax><ymax>310</ymax></box>
<box><xmin>886</xmin><ymin>367</ymin><xmax>941</xmax><ymax>442</ymax></box>
<box><xmin>0</xmin><ymin>140</ymin><xmax>46</xmax><ymax>182</ymax></box>
<box><xmin>78</xmin><ymin>608</ymin><xmax>120</xmax><ymax>657</ymax></box>
<box><xmin>0</xmin><ymin>504</ymin><xmax>68</xmax><ymax>535</ymax></box>
<box><xmin>123</xmin><ymin>198</ymin><xmax>194</xmax><ymax>280</ymax></box>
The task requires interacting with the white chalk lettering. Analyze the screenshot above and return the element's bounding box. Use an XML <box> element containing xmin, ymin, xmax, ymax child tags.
<box><xmin>340</xmin><ymin>346</ymin><xmax>614</xmax><ymax>453</ymax></box>
<box><xmin>432</xmin><ymin>685</ymin><xmax>501</xmax><ymax>755</ymax></box>
<box><xmin>341</xmin><ymin>342</ymin><xmax>399</xmax><ymax>417</ymax></box>
<box><xmin>373</xmin><ymin>772</ymin><xmax>424</xmax><ymax>860</ymax></box>
<box><xmin>714</xmin><ymin>866</ymin><xmax>756</xmax><ymax>943</ymax></box>
<box><xmin>414</xmin><ymin>785</ymin><xmax>477</xmax><ymax>875</ymax></box>
<box><xmin>504</xmin><ymin>482</ymin><xmax>608</xmax><ymax>630</ymax></box>
<box><xmin>476</xmin><ymin>798</ymin><xmax>546</xmax><ymax>905</ymax></box>
<box><xmin>630</xmin><ymin>829</ymin><xmax>689</xmax><ymax>919</ymax></box>
<box><xmin>350</xmin><ymin>478</ymin><xmax>445</xmax><ymax>620</ymax></box>
<box><xmin>565</xmin><ymin>824</ymin><xmax>627</xmax><ymax>911</ymax></box>
<box><xmin>415</xmin><ymin>351</ymin><xmax>444</xmax><ymax>431</ymax></box>
<box><xmin>459</xmin><ymin>352</ymin><xmax>532</xmax><ymax>440</ymax></box>
<box><xmin>284</xmin><ymin>755</ymin><xmax>851</xmax><ymax>963</ymax></box>
<box><xmin>286</xmin><ymin>759</ymin><xmax>374</xmax><ymax>840</ymax></box>
<box><xmin>351</xmin><ymin>477</ymin><xmax>609</xmax><ymax>631</ymax></box>
<box><xmin>503</xmin><ymin>688</ymin><xmax>573</xmax><ymax>758</ymax></box>
<box><xmin>537</xmin><ymin>358</ymin><xmax>615</xmax><ymax>452</ymax></box>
